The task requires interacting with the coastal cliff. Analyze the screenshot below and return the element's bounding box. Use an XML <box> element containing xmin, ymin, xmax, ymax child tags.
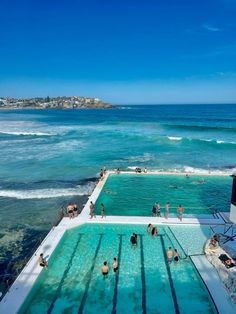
<box><xmin>0</xmin><ymin>96</ymin><xmax>114</xmax><ymax>109</ymax></box>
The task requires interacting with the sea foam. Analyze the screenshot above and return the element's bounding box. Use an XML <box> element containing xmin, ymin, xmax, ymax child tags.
<box><xmin>0</xmin><ymin>182</ymin><xmax>95</xmax><ymax>199</ymax></box>
<box><xmin>0</xmin><ymin>131</ymin><xmax>54</xmax><ymax>136</ymax></box>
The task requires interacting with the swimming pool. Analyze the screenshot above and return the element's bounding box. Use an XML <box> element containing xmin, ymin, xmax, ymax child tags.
<box><xmin>95</xmin><ymin>173</ymin><xmax>231</xmax><ymax>217</ymax></box>
<box><xmin>19</xmin><ymin>224</ymin><xmax>216</xmax><ymax>313</ymax></box>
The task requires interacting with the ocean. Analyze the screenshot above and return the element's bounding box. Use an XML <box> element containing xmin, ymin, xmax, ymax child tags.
<box><xmin>0</xmin><ymin>104</ymin><xmax>235</xmax><ymax>290</ymax></box>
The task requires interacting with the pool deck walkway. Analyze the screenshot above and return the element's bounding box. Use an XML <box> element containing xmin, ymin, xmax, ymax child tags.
<box><xmin>0</xmin><ymin>171</ymin><xmax>235</xmax><ymax>314</ymax></box>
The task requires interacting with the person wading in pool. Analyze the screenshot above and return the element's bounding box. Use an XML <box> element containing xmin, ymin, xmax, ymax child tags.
<box><xmin>167</xmin><ymin>247</ymin><xmax>173</xmax><ymax>263</ymax></box>
<box><xmin>101</xmin><ymin>261</ymin><xmax>109</xmax><ymax>278</ymax></box>
<box><xmin>112</xmin><ymin>257</ymin><xmax>118</xmax><ymax>273</ymax></box>
<box><xmin>151</xmin><ymin>226</ymin><xmax>158</xmax><ymax>237</ymax></box>
<box><xmin>147</xmin><ymin>223</ymin><xmax>152</xmax><ymax>234</ymax></box>
<box><xmin>130</xmin><ymin>233</ymin><xmax>138</xmax><ymax>247</ymax></box>
<box><xmin>174</xmin><ymin>249</ymin><xmax>179</xmax><ymax>262</ymax></box>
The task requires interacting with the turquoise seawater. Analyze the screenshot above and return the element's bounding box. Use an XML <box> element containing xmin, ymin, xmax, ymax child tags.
<box><xmin>95</xmin><ymin>173</ymin><xmax>231</xmax><ymax>217</ymax></box>
<box><xmin>0</xmin><ymin>104</ymin><xmax>235</xmax><ymax>290</ymax></box>
<box><xmin>19</xmin><ymin>224</ymin><xmax>216</xmax><ymax>314</ymax></box>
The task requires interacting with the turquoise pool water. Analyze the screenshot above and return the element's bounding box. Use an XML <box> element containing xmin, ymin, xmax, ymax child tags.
<box><xmin>19</xmin><ymin>224</ymin><xmax>216</xmax><ymax>314</ymax></box>
<box><xmin>95</xmin><ymin>174</ymin><xmax>231</xmax><ymax>217</ymax></box>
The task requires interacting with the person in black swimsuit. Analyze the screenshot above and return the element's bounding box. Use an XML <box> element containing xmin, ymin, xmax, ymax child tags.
<box><xmin>130</xmin><ymin>233</ymin><xmax>138</xmax><ymax>247</ymax></box>
<box><xmin>101</xmin><ymin>261</ymin><xmax>109</xmax><ymax>277</ymax></box>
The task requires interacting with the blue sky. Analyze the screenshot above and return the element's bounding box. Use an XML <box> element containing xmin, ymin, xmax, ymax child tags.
<box><xmin>0</xmin><ymin>0</ymin><xmax>236</xmax><ymax>104</ymax></box>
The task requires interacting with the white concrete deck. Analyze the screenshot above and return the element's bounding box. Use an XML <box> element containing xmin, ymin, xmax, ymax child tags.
<box><xmin>191</xmin><ymin>255</ymin><xmax>236</xmax><ymax>314</ymax></box>
<box><xmin>0</xmin><ymin>170</ymin><xmax>234</xmax><ymax>314</ymax></box>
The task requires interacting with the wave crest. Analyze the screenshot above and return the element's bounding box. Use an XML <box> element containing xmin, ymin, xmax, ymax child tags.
<box><xmin>0</xmin><ymin>131</ymin><xmax>54</xmax><ymax>136</ymax></box>
<box><xmin>0</xmin><ymin>182</ymin><xmax>95</xmax><ymax>199</ymax></box>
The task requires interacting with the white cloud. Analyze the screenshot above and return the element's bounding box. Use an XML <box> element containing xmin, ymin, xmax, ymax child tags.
<box><xmin>202</xmin><ymin>24</ymin><xmax>221</xmax><ymax>32</ymax></box>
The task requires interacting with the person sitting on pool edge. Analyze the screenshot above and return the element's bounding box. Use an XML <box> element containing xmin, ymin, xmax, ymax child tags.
<box><xmin>38</xmin><ymin>253</ymin><xmax>48</xmax><ymax>268</ymax></box>
<box><xmin>130</xmin><ymin>232</ymin><xmax>138</xmax><ymax>247</ymax></box>
<box><xmin>101</xmin><ymin>261</ymin><xmax>109</xmax><ymax>278</ymax></box>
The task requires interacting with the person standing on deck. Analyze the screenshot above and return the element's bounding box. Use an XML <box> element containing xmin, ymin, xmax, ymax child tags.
<box><xmin>89</xmin><ymin>201</ymin><xmax>95</xmax><ymax>219</ymax></box>
<box><xmin>177</xmin><ymin>205</ymin><xmax>183</xmax><ymax>221</ymax></box>
<box><xmin>156</xmin><ymin>202</ymin><xmax>161</xmax><ymax>217</ymax></box>
<box><xmin>165</xmin><ymin>202</ymin><xmax>170</xmax><ymax>219</ymax></box>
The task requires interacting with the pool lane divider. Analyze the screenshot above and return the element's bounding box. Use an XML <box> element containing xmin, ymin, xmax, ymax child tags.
<box><xmin>160</xmin><ymin>235</ymin><xmax>180</xmax><ymax>314</ymax></box>
<box><xmin>78</xmin><ymin>234</ymin><xmax>103</xmax><ymax>314</ymax></box>
<box><xmin>47</xmin><ymin>233</ymin><xmax>84</xmax><ymax>314</ymax></box>
<box><xmin>139</xmin><ymin>234</ymin><xmax>147</xmax><ymax>314</ymax></box>
<box><xmin>111</xmin><ymin>234</ymin><xmax>124</xmax><ymax>314</ymax></box>
<box><xmin>166</xmin><ymin>227</ymin><xmax>188</xmax><ymax>259</ymax></box>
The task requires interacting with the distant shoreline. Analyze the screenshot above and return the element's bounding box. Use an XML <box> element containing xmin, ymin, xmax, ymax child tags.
<box><xmin>0</xmin><ymin>96</ymin><xmax>114</xmax><ymax>110</ymax></box>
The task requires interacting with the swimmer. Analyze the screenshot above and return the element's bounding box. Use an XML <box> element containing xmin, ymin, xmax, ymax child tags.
<box><xmin>112</xmin><ymin>257</ymin><xmax>118</xmax><ymax>273</ymax></box>
<box><xmin>130</xmin><ymin>233</ymin><xmax>138</xmax><ymax>247</ymax></box>
<box><xmin>101</xmin><ymin>261</ymin><xmax>109</xmax><ymax>278</ymax></box>
<box><xmin>147</xmin><ymin>223</ymin><xmax>152</xmax><ymax>234</ymax></box>
<box><xmin>151</xmin><ymin>226</ymin><xmax>158</xmax><ymax>237</ymax></box>
<box><xmin>167</xmin><ymin>247</ymin><xmax>173</xmax><ymax>263</ymax></box>
<box><xmin>174</xmin><ymin>249</ymin><xmax>179</xmax><ymax>262</ymax></box>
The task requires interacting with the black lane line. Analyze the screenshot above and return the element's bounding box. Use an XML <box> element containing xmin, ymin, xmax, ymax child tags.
<box><xmin>140</xmin><ymin>235</ymin><xmax>147</xmax><ymax>314</ymax></box>
<box><xmin>167</xmin><ymin>227</ymin><xmax>188</xmax><ymax>258</ymax></box>
<box><xmin>160</xmin><ymin>235</ymin><xmax>180</xmax><ymax>314</ymax></box>
<box><xmin>78</xmin><ymin>234</ymin><xmax>103</xmax><ymax>314</ymax></box>
<box><xmin>47</xmin><ymin>233</ymin><xmax>83</xmax><ymax>314</ymax></box>
<box><xmin>111</xmin><ymin>234</ymin><xmax>123</xmax><ymax>314</ymax></box>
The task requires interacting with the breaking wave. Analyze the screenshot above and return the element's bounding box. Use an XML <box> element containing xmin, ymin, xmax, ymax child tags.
<box><xmin>0</xmin><ymin>182</ymin><xmax>95</xmax><ymax>199</ymax></box>
<box><xmin>167</xmin><ymin>136</ymin><xmax>182</xmax><ymax>141</ymax></box>
<box><xmin>0</xmin><ymin>131</ymin><xmax>54</xmax><ymax>136</ymax></box>
<box><xmin>166</xmin><ymin>135</ymin><xmax>236</xmax><ymax>146</ymax></box>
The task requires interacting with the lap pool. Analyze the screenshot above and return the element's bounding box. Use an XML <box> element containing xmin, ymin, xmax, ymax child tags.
<box><xmin>19</xmin><ymin>224</ymin><xmax>216</xmax><ymax>314</ymax></box>
<box><xmin>95</xmin><ymin>173</ymin><xmax>231</xmax><ymax>217</ymax></box>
